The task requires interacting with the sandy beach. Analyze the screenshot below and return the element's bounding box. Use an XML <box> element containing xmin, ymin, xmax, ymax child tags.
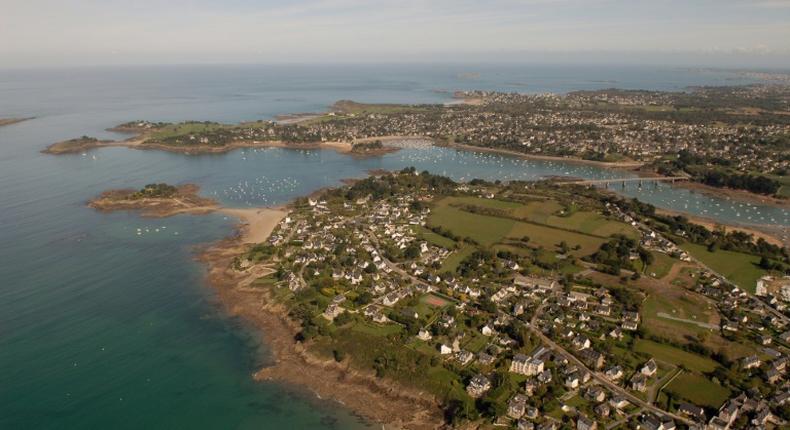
<box><xmin>219</xmin><ymin>207</ymin><xmax>288</xmax><ymax>243</ymax></box>
<box><xmin>655</xmin><ymin>208</ymin><xmax>788</xmax><ymax>248</ymax></box>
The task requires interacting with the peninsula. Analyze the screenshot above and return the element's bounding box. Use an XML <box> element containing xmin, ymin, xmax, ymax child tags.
<box><xmin>89</xmin><ymin>170</ymin><xmax>790</xmax><ymax>428</ymax></box>
<box><xmin>46</xmin><ymin>84</ymin><xmax>790</xmax><ymax>201</ymax></box>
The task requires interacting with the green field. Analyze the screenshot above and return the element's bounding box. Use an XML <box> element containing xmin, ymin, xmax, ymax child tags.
<box><xmin>511</xmin><ymin>200</ymin><xmax>637</xmax><ymax>238</ymax></box>
<box><xmin>665</xmin><ymin>372</ymin><xmax>730</xmax><ymax>408</ymax></box>
<box><xmin>633</xmin><ymin>339</ymin><xmax>718</xmax><ymax>373</ymax></box>
<box><xmin>149</xmin><ymin>122</ymin><xmax>228</xmax><ymax>140</ymax></box>
<box><xmin>768</xmin><ymin>174</ymin><xmax>790</xmax><ymax>198</ymax></box>
<box><xmin>441</xmin><ymin>246</ymin><xmax>475</xmax><ymax>272</ymax></box>
<box><xmin>413</xmin><ymin>225</ymin><xmax>457</xmax><ymax>249</ymax></box>
<box><xmin>507</xmin><ymin>222</ymin><xmax>604</xmax><ymax>256</ymax></box>
<box><xmin>351</xmin><ymin>321</ymin><xmax>403</xmax><ymax>336</ymax></box>
<box><xmin>641</xmin><ymin>288</ymin><xmax>719</xmax><ymax>342</ymax></box>
<box><xmin>643</xmin><ymin>252</ymin><xmax>676</xmax><ymax>279</ymax></box>
<box><xmin>681</xmin><ymin>243</ymin><xmax>765</xmax><ymax>292</ymax></box>
<box><xmin>429</xmin><ymin>197</ymin><xmax>609</xmax><ymax>255</ymax></box>
<box><xmin>429</xmin><ymin>199</ymin><xmax>514</xmax><ymax>246</ymax></box>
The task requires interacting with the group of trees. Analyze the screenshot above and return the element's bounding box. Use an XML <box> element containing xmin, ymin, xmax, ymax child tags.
<box><xmin>691</xmin><ymin>167</ymin><xmax>781</xmax><ymax>196</ymax></box>
<box><xmin>340</xmin><ymin>168</ymin><xmax>457</xmax><ymax>201</ymax></box>
<box><xmin>657</xmin><ymin>149</ymin><xmax>782</xmax><ymax>195</ymax></box>
<box><xmin>586</xmin><ymin>235</ymin><xmax>642</xmax><ymax>273</ymax></box>
<box><xmin>131</xmin><ymin>183</ymin><xmax>178</xmax><ymax>199</ymax></box>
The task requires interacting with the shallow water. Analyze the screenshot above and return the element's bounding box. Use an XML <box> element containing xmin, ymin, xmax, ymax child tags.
<box><xmin>0</xmin><ymin>64</ymin><xmax>786</xmax><ymax>429</ymax></box>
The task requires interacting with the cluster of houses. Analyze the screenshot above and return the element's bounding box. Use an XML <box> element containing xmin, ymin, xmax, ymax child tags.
<box><xmin>260</xmin><ymin>180</ymin><xmax>790</xmax><ymax>429</ymax></box>
<box><xmin>290</xmin><ymin>88</ymin><xmax>790</xmax><ymax>174</ymax></box>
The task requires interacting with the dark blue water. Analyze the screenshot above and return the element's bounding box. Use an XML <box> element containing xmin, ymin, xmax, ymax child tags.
<box><xmin>0</xmin><ymin>64</ymin><xmax>786</xmax><ymax>429</ymax></box>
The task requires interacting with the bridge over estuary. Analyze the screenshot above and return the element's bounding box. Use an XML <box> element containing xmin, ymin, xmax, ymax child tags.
<box><xmin>557</xmin><ymin>176</ymin><xmax>689</xmax><ymax>187</ymax></box>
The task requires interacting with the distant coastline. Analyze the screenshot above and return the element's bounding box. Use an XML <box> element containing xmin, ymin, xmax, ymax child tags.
<box><xmin>0</xmin><ymin>117</ymin><xmax>33</xmax><ymax>127</ymax></box>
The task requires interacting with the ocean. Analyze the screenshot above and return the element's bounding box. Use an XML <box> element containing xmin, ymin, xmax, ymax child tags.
<box><xmin>0</xmin><ymin>63</ymin><xmax>786</xmax><ymax>429</ymax></box>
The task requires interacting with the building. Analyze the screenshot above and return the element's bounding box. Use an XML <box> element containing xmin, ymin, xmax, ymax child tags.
<box><xmin>510</xmin><ymin>354</ymin><xmax>544</xmax><ymax>376</ymax></box>
<box><xmin>508</xmin><ymin>394</ymin><xmax>528</xmax><ymax>419</ymax></box>
<box><xmin>631</xmin><ymin>374</ymin><xmax>648</xmax><ymax>392</ymax></box>
<box><xmin>641</xmin><ymin>359</ymin><xmax>658</xmax><ymax>377</ymax></box>
<box><xmin>677</xmin><ymin>403</ymin><xmax>705</xmax><ymax>422</ymax></box>
<box><xmin>466</xmin><ymin>374</ymin><xmax>492</xmax><ymax>398</ymax></box>
<box><xmin>417</xmin><ymin>328</ymin><xmax>432</xmax><ymax>341</ymax></box>
<box><xmin>742</xmin><ymin>355</ymin><xmax>761</xmax><ymax>370</ymax></box>
<box><xmin>577</xmin><ymin>414</ymin><xmax>597</xmax><ymax>430</ymax></box>
<box><xmin>579</xmin><ymin>349</ymin><xmax>605</xmax><ymax>369</ymax></box>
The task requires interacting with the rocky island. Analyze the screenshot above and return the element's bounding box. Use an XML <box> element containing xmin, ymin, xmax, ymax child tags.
<box><xmin>42</xmin><ymin>136</ymin><xmax>116</xmax><ymax>154</ymax></box>
<box><xmin>88</xmin><ymin>183</ymin><xmax>218</xmax><ymax>217</ymax></box>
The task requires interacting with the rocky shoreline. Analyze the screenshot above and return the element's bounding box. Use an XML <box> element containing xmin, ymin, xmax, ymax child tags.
<box><xmin>85</xmin><ymin>186</ymin><xmax>446</xmax><ymax>428</ymax></box>
<box><xmin>198</xmin><ymin>219</ymin><xmax>446</xmax><ymax>430</ymax></box>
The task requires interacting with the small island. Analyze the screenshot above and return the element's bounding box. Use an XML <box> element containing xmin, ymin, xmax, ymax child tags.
<box><xmin>349</xmin><ymin>139</ymin><xmax>399</xmax><ymax>156</ymax></box>
<box><xmin>88</xmin><ymin>183</ymin><xmax>218</xmax><ymax>217</ymax></box>
<box><xmin>42</xmin><ymin>136</ymin><xmax>114</xmax><ymax>154</ymax></box>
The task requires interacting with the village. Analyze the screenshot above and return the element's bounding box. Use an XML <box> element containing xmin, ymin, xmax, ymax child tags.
<box><xmin>237</xmin><ymin>170</ymin><xmax>790</xmax><ymax>430</ymax></box>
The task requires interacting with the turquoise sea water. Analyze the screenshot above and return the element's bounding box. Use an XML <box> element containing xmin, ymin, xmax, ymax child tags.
<box><xmin>0</xmin><ymin>64</ymin><xmax>788</xmax><ymax>429</ymax></box>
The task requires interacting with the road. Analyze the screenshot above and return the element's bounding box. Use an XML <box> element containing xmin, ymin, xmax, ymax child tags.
<box><xmin>525</xmin><ymin>303</ymin><xmax>695</xmax><ymax>426</ymax></box>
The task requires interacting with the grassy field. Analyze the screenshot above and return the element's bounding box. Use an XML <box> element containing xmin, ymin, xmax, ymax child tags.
<box><xmin>641</xmin><ymin>288</ymin><xmax>719</xmax><ymax>339</ymax></box>
<box><xmin>768</xmin><ymin>174</ymin><xmax>790</xmax><ymax>198</ymax></box>
<box><xmin>681</xmin><ymin>243</ymin><xmax>765</xmax><ymax>292</ymax></box>
<box><xmin>511</xmin><ymin>200</ymin><xmax>637</xmax><ymax>238</ymax></box>
<box><xmin>429</xmin><ymin>199</ymin><xmax>515</xmax><ymax>246</ymax></box>
<box><xmin>149</xmin><ymin>122</ymin><xmax>228</xmax><ymax>140</ymax></box>
<box><xmin>351</xmin><ymin>321</ymin><xmax>403</xmax><ymax>336</ymax></box>
<box><xmin>665</xmin><ymin>372</ymin><xmax>731</xmax><ymax>408</ymax></box>
<box><xmin>634</xmin><ymin>281</ymin><xmax>756</xmax><ymax>359</ymax></box>
<box><xmin>413</xmin><ymin>225</ymin><xmax>457</xmax><ymax>249</ymax></box>
<box><xmin>429</xmin><ymin>196</ymin><xmax>629</xmax><ymax>256</ymax></box>
<box><xmin>447</xmin><ymin>196</ymin><xmax>522</xmax><ymax>210</ymax></box>
<box><xmin>633</xmin><ymin>339</ymin><xmax>718</xmax><ymax>373</ymax></box>
<box><xmin>644</xmin><ymin>252</ymin><xmax>676</xmax><ymax>279</ymax></box>
<box><xmin>507</xmin><ymin>222</ymin><xmax>605</xmax><ymax>256</ymax></box>
<box><xmin>441</xmin><ymin>245</ymin><xmax>475</xmax><ymax>272</ymax></box>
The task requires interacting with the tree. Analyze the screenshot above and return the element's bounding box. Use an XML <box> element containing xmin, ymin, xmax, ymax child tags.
<box><xmin>404</xmin><ymin>243</ymin><xmax>421</xmax><ymax>259</ymax></box>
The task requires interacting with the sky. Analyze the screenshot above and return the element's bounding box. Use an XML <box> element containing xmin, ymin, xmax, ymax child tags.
<box><xmin>2</xmin><ymin>0</ymin><xmax>790</xmax><ymax>68</ymax></box>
